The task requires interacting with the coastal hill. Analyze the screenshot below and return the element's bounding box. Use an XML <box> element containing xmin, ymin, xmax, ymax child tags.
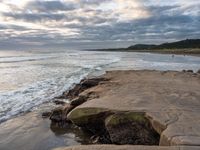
<box><xmin>127</xmin><ymin>39</ymin><xmax>200</xmax><ymax>50</ymax></box>
<box><xmin>94</xmin><ymin>39</ymin><xmax>200</xmax><ymax>54</ymax></box>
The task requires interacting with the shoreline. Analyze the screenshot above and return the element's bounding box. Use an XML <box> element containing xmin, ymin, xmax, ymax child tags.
<box><xmin>84</xmin><ymin>49</ymin><xmax>200</xmax><ymax>57</ymax></box>
<box><xmin>1</xmin><ymin>69</ymin><xmax>200</xmax><ymax>150</ymax></box>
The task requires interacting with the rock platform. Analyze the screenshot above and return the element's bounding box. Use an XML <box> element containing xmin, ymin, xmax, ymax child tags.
<box><xmin>54</xmin><ymin>70</ymin><xmax>200</xmax><ymax>150</ymax></box>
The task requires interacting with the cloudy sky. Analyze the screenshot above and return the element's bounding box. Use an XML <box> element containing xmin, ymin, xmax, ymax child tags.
<box><xmin>0</xmin><ymin>0</ymin><xmax>199</xmax><ymax>50</ymax></box>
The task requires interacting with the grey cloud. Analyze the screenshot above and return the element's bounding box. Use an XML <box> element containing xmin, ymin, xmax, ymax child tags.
<box><xmin>26</xmin><ymin>0</ymin><xmax>77</xmax><ymax>12</ymax></box>
<box><xmin>3</xmin><ymin>12</ymin><xmax>69</xmax><ymax>22</ymax></box>
<box><xmin>0</xmin><ymin>24</ymin><xmax>7</xmax><ymax>30</ymax></box>
<box><xmin>75</xmin><ymin>11</ymin><xmax>199</xmax><ymax>43</ymax></box>
<box><xmin>0</xmin><ymin>0</ymin><xmax>199</xmax><ymax>49</ymax></box>
<box><xmin>0</xmin><ymin>24</ymin><xmax>28</xmax><ymax>30</ymax></box>
<box><xmin>3</xmin><ymin>7</ymin><xmax>113</xmax><ymax>25</ymax></box>
<box><xmin>79</xmin><ymin>0</ymin><xmax>110</xmax><ymax>5</ymax></box>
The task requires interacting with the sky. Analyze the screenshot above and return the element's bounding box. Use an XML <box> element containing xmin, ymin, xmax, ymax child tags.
<box><xmin>0</xmin><ymin>0</ymin><xmax>199</xmax><ymax>50</ymax></box>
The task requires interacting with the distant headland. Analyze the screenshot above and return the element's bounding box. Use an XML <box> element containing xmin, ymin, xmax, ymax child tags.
<box><xmin>91</xmin><ymin>39</ymin><xmax>200</xmax><ymax>55</ymax></box>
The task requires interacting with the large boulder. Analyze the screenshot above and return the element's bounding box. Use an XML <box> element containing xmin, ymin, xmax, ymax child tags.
<box><xmin>67</xmin><ymin>107</ymin><xmax>112</xmax><ymax>144</ymax></box>
<box><xmin>67</xmin><ymin>108</ymin><xmax>160</xmax><ymax>145</ymax></box>
<box><xmin>67</xmin><ymin>107</ymin><xmax>110</xmax><ymax>128</ymax></box>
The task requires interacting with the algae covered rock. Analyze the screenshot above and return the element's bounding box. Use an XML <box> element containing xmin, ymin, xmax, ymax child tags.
<box><xmin>68</xmin><ymin>108</ymin><xmax>160</xmax><ymax>145</ymax></box>
<box><xmin>105</xmin><ymin>112</ymin><xmax>160</xmax><ymax>145</ymax></box>
<box><xmin>67</xmin><ymin>107</ymin><xmax>110</xmax><ymax>127</ymax></box>
<box><xmin>67</xmin><ymin>107</ymin><xmax>112</xmax><ymax>142</ymax></box>
<box><xmin>66</xmin><ymin>107</ymin><xmax>110</xmax><ymax>143</ymax></box>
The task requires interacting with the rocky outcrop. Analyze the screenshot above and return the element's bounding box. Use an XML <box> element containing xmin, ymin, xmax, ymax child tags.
<box><xmin>57</xmin><ymin>77</ymin><xmax>109</xmax><ymax>99</ymax></box>
<box><xmin>46</xmin><ymin>77</ymin><xmax>109</xmax><ymax>128</ymax></box>
<box><xmin>50</xmin><ymin>104</ymin><xmax>74</xmax><ymax>126</ymax></box>
<box><xmin>70</xmin><ymin>95</ymin><xmax>88</xmax><ymax>107</ymax></box>
<box><xmin>48</xmin><ymin>70</ymin><xmax>200</xmax><ymax>149</ymax></box>
<box><xmin>65</xmin><ymin>70</ymin><xmax>200</xmax><ymax>147</ymax></box>
<box><xmin>67</xmin><ymin>108</ymin><xmax>160</xmax><ymax>145</ymax></box>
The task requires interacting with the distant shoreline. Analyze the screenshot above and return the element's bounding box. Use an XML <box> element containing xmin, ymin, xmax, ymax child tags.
<box><xmin>85</xmin><ymin>39</ymin><xmax>200</xmax><ymax>56</ymax></box>
<box><xmin>85</xmin><ymin>48</ymin><xmax>200</xmax><ymax>57</ymax></box>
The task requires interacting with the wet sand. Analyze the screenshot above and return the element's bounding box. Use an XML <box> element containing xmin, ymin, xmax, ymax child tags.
<box><xmin>0</xmin><ymin>104</ymin><xmax>91</xmax><ymax>150</ymax></box>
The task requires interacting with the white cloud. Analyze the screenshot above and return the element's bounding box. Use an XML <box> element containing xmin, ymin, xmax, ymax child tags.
<box><xmin>97</xmin><ymin>0</ymin><xmax>150</xmax><ymax>21</ymax></box>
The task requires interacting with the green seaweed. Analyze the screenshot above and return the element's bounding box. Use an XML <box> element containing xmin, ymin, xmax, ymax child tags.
<box><xmin>105</xmin><ymin>112</ymin><xmax>147</xmax><ymax>126</ymax></box>
<box><xmin>67</xmin><ymin>107</ymin><xmax>108</xmax><ymax>125</ymax></box>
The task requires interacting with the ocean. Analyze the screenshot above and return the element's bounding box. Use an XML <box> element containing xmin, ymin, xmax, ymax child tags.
<box><xmin>0</xmin><ymin>49</ymin><xmax>200</xmax><ymax>123</ymax></box>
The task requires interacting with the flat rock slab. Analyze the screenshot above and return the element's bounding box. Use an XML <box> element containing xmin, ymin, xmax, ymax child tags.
<box><xmin>54</xmin><ymin>145</ymin><xmax>200</xmax><ymax>150</ymax></box>
<box><xmin>67</xmin><ymin>70</ymin><xmax>200</xmax><ymax>147</ymax></box>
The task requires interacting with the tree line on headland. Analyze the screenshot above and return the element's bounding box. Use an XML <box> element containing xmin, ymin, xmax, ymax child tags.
<box><xmin>93</xmin><ymin>39</ymin><xmax>200</xmax><ymax>54</ymax></box>
<box><xmin>127</xmin><ymin>39</ymin><xmax>200</xmax><ymax>50</ymax></box>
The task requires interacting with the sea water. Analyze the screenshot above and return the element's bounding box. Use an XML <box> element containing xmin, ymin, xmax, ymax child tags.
<box><xmin>0</xmin><ymin>49</ymin><xmax>200</xmax><ymax>122</ymax></box>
